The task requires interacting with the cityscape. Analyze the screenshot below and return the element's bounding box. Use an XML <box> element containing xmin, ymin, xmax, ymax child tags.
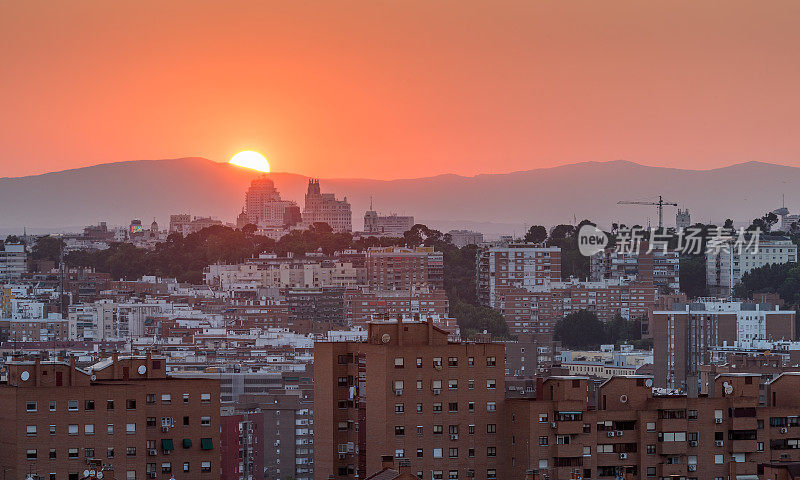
<box><xmin>4</xmin><ymin>2</ymin><xmax>800</xmax><ymax>480</ymax></box>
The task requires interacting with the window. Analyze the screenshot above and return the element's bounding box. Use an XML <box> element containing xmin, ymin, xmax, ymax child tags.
<box><xmin>395</xmin><ymin>403</ymin><xmax>405</xmax><ymax>414</ymax></box>
<box><xmin>126</xmin><ymin>399</ymin><xmax>136</xmax><ymax>410</ymax></box>
<box><xmin>49</xmin><ymin>401</ymin><xmax>56</xmax><ymax>411</ymax></box>
<box><xmin>395</xmin><ymin>449</ymin><xmax>405</xmax><ymax>458</ymax></box>
<box><xmin>486</xmin><ymin>356</ymin><xmax>496</xmax><ymax>366</ymax></box>
<box><xmin>395</xmin><ymin>425</ymin><xmax>405</xmax><ymax>436</ymax></box>
<box><xmin>416</xmin><ymin>380</ymin><xmax>423</xmax><ymax>390</ymax></box>
<box><xmin>85</xmin><ymin>424</ymin><xmax>95</xmax><ymax>435</ymax></box>
<box><xmin>433</xmin><ymin>403</ymin><xmax>442</xmax><ymax>413</ymax></box>
<box><xmin>127</xmin><ymin>447</ymin><xmax>136</xmax><ymax>456</ymax></box>
<box><xmin>126</xmin><ymin>472</ymin><xmax>136</xmax><ymax>480</ymax></box>
<box><xmin>26</xmin><ymin>425</ymin><xmax>36</xmax><ymax>436</ymax></box>
<box><xmin>714</xmin><ymin>454</ymin><xmax>724</xmax><ymax>464</ymax></box>
<box><xmin>49</xmin><ymin>425</ymin><xmax>55</xmax><ymax>435</ymax></box>
<box><xmin>107</xmin><ymin>447</ymin><xmax>115</xmax><ymax>458</ymax></box>
<box><xmin>107</xmin><ymin>400</ymin><xmax>114</xmax><ymax>410</ymax></box>
<box><xmin>201</xmin><ymin>393</ymin><xmax>211</xmax><ymax>403</ymax></box>
<box><xmin>68</xmin><ymin>424</ymin><xmax>79</xmax><ymax>435</ymax></box>
<box><xmin>394</xmin><ymin>380</ymin><xmax>404</xmax><ymax>391</ymax></box>
<box><xmin>583</xmin><ymin>446</ymin><xmax>591</xmax><ymax>456</ymax></box>
<box><xmin>434</xmin><ymin>448</ymin><xmax>443</xmax><ymax>458</ymax></box>
<box><xmin>126</xmin><ymin>423</ymin><xmax>136</xmax><ymax>434</ymax></box>
<box><xmin>449</xmin><ymin>379</ymin><xmax>458</xmax><ymax>389</ymax></box>
<box><xmin>433</xmin><ymin>425</ymin><xmax>443</xmax><ymax>434</ymax></box>
<box><xmin>468</xmin><ymin>357</ymin><xmax>475</xmax><ymax>366</ymax></box>
<box><xmin>183</xmin><ymin>462</ymin><xmax>190</xmax><ymax>472</ymax></box>
<box><xmin>27</xmin><ymin>449</ymin><xmax>37</xmax><ymax>460</ymax></box>
<box><xmin>85</xmin><ymin>400</ymin><xmax>95</xmax><ymax>411</ymax></box>
<box><xmin>417</xmin><ymin>425</ymin><xmax>423</xmax><ymax>435</ymax></box>
<box><xmin>468</xmin><ymin>402</ymin><xmax>475</xmax><ymax>412</ymax></box>
<box><xmin>85</xmin><ymin>448</ymin><xmax>95</xmax><ymax>459</ymax></box>
<box><xmin>539</xmin><ymin>436</ymin><xmax>548</xmax><ymax>446</ymax></box>
<box><xmin>394</xmin><ymin>357</ymin><xmax>404</xmax><ymax>368</ymax></box>
<box><xmin>162</xmin><ymin>463</ymin><xmax>172</xmax><ymax>474</ymax></box>
<box><xmin>201</xmin><ymin>462</ymin><xmax>211</xmax><ymax>472</ymax></box>
<box><xmin>538</xmin><ymin>460</ymin><xmax>548</xmax><ymax>469</ymax></box>
<box><xmin>417</xmin><ymin>448</ymin><xmax>423</xmax><ymax>458</ymax></box>
<box><xmin>487</xmin><ymin>402</ymin><xmax>496</xmax><ymax>412</ymax></box>
<box><xmin>487</xmin><ymin>424</ymin><xmax>497</xmax><ymax>434</ymax></box>
<box><xmin>487</xmin><ymin>469</ymin><xmax>497</xmax><ymax>479</ymax></box>
<box><xmin>486</xmin><ymin>379</ymin><xmax>496</xmax><ymax>389</ymax></box>
<box><xmin>161</xmin><ymin>394</ymin><xmax>171</xmax><ymax>404</ymax></box>
<box><xmin>646</xmin><ymin>444</ymin><xmax>656</xmax><ymax>454</ymax></box>
<box><xmin>688</xmin><ymin>410</ymin><xmax>698</xmax><ymax>419</ymax></box>
<box><xmin>201</xmin><ymin>416</ymin><xmax>211</xmax><ymax>426</ymax></box>
<box><xmin>539</xmin><ymin>413</ymin><xmax>548</xmax><ymax>423</ymax></box>
<box><xmin>487</xmin><ymin>446</ymin><xmax>496</xmax><ymax>457</ymax></box>
<box><xmin>146</xmin><ymin>394</ymin><xmax>156</xmax><ymax>404</ymax></box>
<box><xmin>26</xmin><ymin>401</ymin><xmax>37</xmax><ymax>412</ymax></box>
<box><xmin>416</xmin><ymin>403</ymin><xmax>423</xmax><ymax>413</ymax></box>
<box><xmin>416</xmin><ymin>357</ymin><xmax>423</xmax><ymax>368</ymax></box>
<box><xmin>49</xmin><ymin>449</ymin><xmax>57</xmax><ymax>459</ymax></box>
<box><xmin>449</xmin><ymin>448</ymin><xmax>459</xmax><ymax>458</ymax></box>
<box><xmin>468</xmin><ymin>379</ymin><xmax>475</xmax><ymax>389</ymax></box>
<box><xmin>433</xmin><ymin>357</ymin><xmax>442</xmax><ymax>367</ymax></box>
<box><xmin>448</xmin><ymin>357</ymin><xmax>458</xmax><ymax>367</ymax></box>
<box><xmin>646</xmin><ymin>467</ymin><xmax>656</xmax><ymax>476</ymax></box>
<box><xmin>68</xmin><ymin>448</ymin><xmax>79</xmax><ymax>459</ymax></box>
<box><xmin>646</xmin><ymin>422</ymin><xmax>655</xmax><ymax>432</ymax></box>
<box><xmin>68</xmin><ymin>400</ymin><xmax>79</xmax><ymax>411</ymax></box>
<box><xmin>182</xmin><ymin>393</ymin><xmax>189</xmax><ymax>404</ymax></box>
<box><xmin>449</xmin><ymin>402</ymin><xmax>458</xmax><ymax>412</ymax></box>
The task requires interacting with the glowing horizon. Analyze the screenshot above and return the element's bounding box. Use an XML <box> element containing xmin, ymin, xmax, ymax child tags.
<box><xmin>229</xmin><ymin>151</ymin><xmax>271</xmax><ymax>173</ymax></box>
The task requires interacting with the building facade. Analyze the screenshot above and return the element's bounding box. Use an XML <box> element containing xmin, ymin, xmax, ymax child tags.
<box><xmin>706</xmin><ymin>236</ymin><xmax>798</xmax><ymax>295</ymax></box>
<box><xmin>244</xmin><ymin>176</ymin><xmax>299</xmax><ymax>228</ymax></box>
<box><xmin>366</xmin><ymin>247</ymin><xmax>444</xmax><ymax>291</ymax></box>
<box><xmin>476</xmin><ymin>243</ymin><xmax>562</xmax><ymax>308</ymax></box>
<box><xmin>302</xmin><ymin>179</ymin><xmax>352</xmax><ymax>233</ymax></box>
<box><xmin>364</xmin><ymin>211</ymin><xmax>415</xmax><ymax>237</ymax></box>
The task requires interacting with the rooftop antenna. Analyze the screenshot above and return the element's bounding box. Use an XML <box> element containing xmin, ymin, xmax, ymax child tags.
<box><xmin>370</xmin><ymin>196</ymin><xmax>373</xmax><ymax>211</ymax></box>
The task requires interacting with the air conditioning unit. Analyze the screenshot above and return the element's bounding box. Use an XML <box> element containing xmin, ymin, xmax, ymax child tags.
<box><xmin>781</xmin><ymin>427</ymin><xmax>789</xmax><ymax>434</ymax></box>
<box><xmin>715</xmin><ymin>440</ymin><xmax>723</xmax><ymax>447</ymax></box>
<box><xmin>450</xmin><ymin>434</ymin><xmax>458</xmax><ymax>440</ymax></box>
<box><xmin>148</xmin><ymin>449</ymin><xmax>158</xmax><ymax>456</ymax></box>
<box><xmin>432</xmin><ymin>388</ymin><xmax>441</xmax><ymax>395</ymax></box>
<box><xmin>149</xmin><ymin>473</ymin><xmax>157</xmax><ymax>479</ymax></box>
<box><xmin>615</xmin><ymin>430</ymin><xmax>623</xmax><ymax>437</ymax></box>
<box><xmin>607</xmin><ymin>431</ymin><xmax>615</xmax><ymax>437</ymax></box>
<box><xmin>161</xmin><ymin>426</ymin><xmax>170</xmax><ymax>432</ymax></box>
<box><xmin>394</xmin><ymin>389</ymin><xmax>403</xmax><ymax>396</ymax></box>
<box><xmin>619</xmin><ymin>453</ymin><xmax>627</xmax><ymax>459</ymax></box>
<box><xmin>689</xmin><ymin>440</ymin><xmax>698</xmax><ymax>447</ymax></box>
<box><xmin>338</xmin><ymin>453</ymin><xmax>346</xmax><ymax>459</ymax></box>
<box><xmin>714</xmin><ymin>418</ymin><xmax>723</xmax><ymax>424</ymax></box>
<box><xmin>550</xmin><ymin>422</ymin><xmax>557</xmax><ymax>429</ymax></box>
<box><xmin>688</xmin><ymin>465</ymin><xmax>697</xmax><ymax>472</ymax></box>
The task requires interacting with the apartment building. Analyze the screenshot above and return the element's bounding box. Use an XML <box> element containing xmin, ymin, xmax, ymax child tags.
<box><xmin>590</xmin><ymin>246</ymin><xmax>679</xmax><ymax>292</ymax></box>
<box><xmin>506</xmin><ymin>372</ymin><xmax>800</xmax><ymax>480</ymax></box>
<box><xmin>220</xmin><ymin>410</ymin><xmax>265</xmax><ymax>480</ymax></box>
<box><xmin>706</xmin><ymin>235</ymin><xmax>798</xmax><ymax>295</ymax></box>
<box><xmin>652</xmin><ymin>300</ymin><xmax>796</xmax><ymax>389</ymax></box>
<box><xmin>447</xmin><ymin>230</ymin><xmax>484</xmax><ymax>248</ymax></box>
<box><xmin>476</xmin><ymin>243</ymin><xmax>562</xmax><ymax>308</ymax></box>
<box><xmin>7</xmin><ymin>317</ymin><xmax>70</xmax><ymax>342</ymax></box>
<box><xmin>345</xmin><ymin>288</ymin><xmax>449</xmax><ymax>326</ymax></box>
<box><xmin>0</xmin><ymin>242</ymin><xmax>27</xmax><ymax>280</ymax></box>
<box><xmin>366</xmin><ymin>247</ymin><xmax>444</xmax><ymax>291</ymax></box>
<box><xmin>284</xmin><ymin>287</ymin><xmax>347</xmax><ymax>334</ymax></box>
<box><xmin>364</xmin><ymin>210</ymin><xmax>415</xmax><ymax>237</ymax></box>
<box><xmin>494</xmin><ymin>278</ymin><xmax>656</xmax><ymax>339</ymax></box>
<box><xmin>303</xmin><ymin>179</ymin><xmax>352</xmax><ymax>233</ymax></box>
<box><xmin>0</xmin><ymin>354</ymin><xmax>220</xmax><ymax>480</ymax></box>
<box><xmin>314</xmin><ymin>319</ymin><xmax>506</xmax><ymax>480</ymax></box>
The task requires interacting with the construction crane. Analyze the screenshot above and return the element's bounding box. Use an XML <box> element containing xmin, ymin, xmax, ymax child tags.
<box><xmin>617</xmin><ymin>195</ymin><xmax>678</xmax><ymax>230</ymax></box>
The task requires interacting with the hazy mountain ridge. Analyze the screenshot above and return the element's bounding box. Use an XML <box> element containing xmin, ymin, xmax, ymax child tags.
<box><xmin>0</xmin><ymin>158</ymin><xmax>796</xmax><ymax>237</ymax></box>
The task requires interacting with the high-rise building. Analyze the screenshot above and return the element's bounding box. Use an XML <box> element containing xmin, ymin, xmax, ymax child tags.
<box><xmin>476</xmin><ymin>243</ymin><xmax>562</xmax><ymax>307</ymax></box>
<box><xmin>652</xmin><ymin>299</ymin><xmax>795</xmax><ymax>388</ymax></box>
<box><xmin>676</xmin><ymin>208</ymin><xmax>691</xmax><ymax>229</ymax></box>
<box><xmin>244</xmin><ymin>176</ymin><xmax>299</xmax><ymax>228</ymax></box>
<box><xmin>314</xmin><ymin>319</ymin><xmax>506</xmax><ymax>479</ymax></box>
<box><xmin>590</xmin><ymin>245</ymin><xmax>679</xmax><ymax>292</ymax></box>
<box><xmin>706</xmin><ymin>235</ymin><xmax>797</xmax><ymax>295</ymax></box>
<box><xmin>0</xmin><ymin>354</ymin><xmax>221</xmax><ymax>480</ymax></box>
<box><xmin>366</xmin><ymin>246</ymin><xmax>444</xmax><ymax>291</ymax></box>
<box><xmin>302</xmin><ymin>179</ymin><xmax>352</xmax><ymax>232</ymax></box>
<box><xmin>0</xmin><ymin>243</ymin><xmax>27</xmax><ymax>280</ymax></box>
<box><xmin>447</xmin><ymin>230</ymin><xmax>484</xmax><ymax>247</ymax></box>
<box><xmin>363</xmin><ymin>210</ymin><xmax>414</xmax><ymax>237</ymax></box>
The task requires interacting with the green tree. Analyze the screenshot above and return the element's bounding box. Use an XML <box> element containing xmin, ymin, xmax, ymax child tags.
<box><xmin>554</xmin><ymin>310</ymin><xmax>609</xmax><ymax>349</ymax></box>
<box><xmin>679</xmin><ymin>256</ymin><xmax>706</xmax><ymax>299</ymax></box>
<box><xmin>524</xmin><ymin>225</ymin><xmax>547</xmax><ymax>244</ymax></box>
<box><xmin>31</xmin><ymin>236</ymin><xmax>65</xmax><ymax>265</ymax></box>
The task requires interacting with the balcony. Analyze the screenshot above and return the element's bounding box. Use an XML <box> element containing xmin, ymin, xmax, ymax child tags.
<box><xmin>659</xmin><ymin>441</ymin><xmax>686</xmax><ymax>455</ymax></box>
<box><xmin>659</xmin><ymin>463</ymin><xmax>686</xmax><ymax>478</ymax></box>
<box><xmin>730</xmin><ymin>440</ymin><xmax>758</xmax><ymax>453</ymax></box>
<box><xmin>554</xmin><ymin>421</ymin><xmax>584</xmax><ymax>436</ymax></box>
<box><xmin>731</xmin><ymin>417</ymin><xmax>758</xmax><ymax>430</ymax></box>
<box><xmin>554</xmin><ymin>442</ymin><xmax>584</xmax><ymax>458</ymax></box>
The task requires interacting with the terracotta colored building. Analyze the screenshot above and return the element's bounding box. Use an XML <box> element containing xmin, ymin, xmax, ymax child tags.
<box><xmin>366</xmin><ymin>247</ymin><xmax>444</xmax><ymax>291</ymax></box>
<box><xmin>0</xmin><ymin>354</ymin><xmax>220</xmax><ymax>480</ymax></box>
<box><xmin>314</xmin><ymin>319</ymin><xmax>506</xmax><ymax>480</ymax></box>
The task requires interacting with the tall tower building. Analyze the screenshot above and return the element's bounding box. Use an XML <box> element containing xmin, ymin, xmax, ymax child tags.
<box><xmin>302</xmin><ymin>179</ymin><xmax>352</xmax><ymax>232</ymax></box>
<box><xmin>676</xmin><ymin>208</ymin><xmax>691</xmax><ymax>229</ymax></box>
<box><xmin>243</xmin><ymin>176</ymin><xmax>298</xmax><ymax>228</ymax></box>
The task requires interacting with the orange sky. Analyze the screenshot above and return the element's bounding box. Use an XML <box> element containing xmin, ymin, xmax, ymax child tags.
<box><xmin>2</xmin><ymin>0</ymin><xmax>800</xmax><ymax>179</ymax></box>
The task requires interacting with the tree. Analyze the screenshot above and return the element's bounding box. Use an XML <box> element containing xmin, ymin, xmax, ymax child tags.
<box><xmin>308</xmin><ymin>222</ymin><xmax>333</xmax><ymax>235</ymax></box>
<box><xmin>554</xmin><ymin>310</ymin><xmax>609</xmax><ymax>349</ymax></box>
<box><xmin>723</xmin><ymin>218</ymin><xmax>734</xmax><ymax>229</ymax></box>
<box><xmin>241</xmin><ymin>223</ymin><xmax>258</xmax><ymax>236</ymax></box>
<box><xmin>549</xmin><ymin>224</ymin><xmax>575</xmax><ymax>241</ymax></box>
<box><xmin>679</xmin><ymin>256</ymin><xmax>706</xmax><ymax>299</ymax></box>
<box><xmin>524</xmin><ymin>225</ymin><xmax>547</xmax><ymax>244</ymax></box>
<box><xmin>31</xmin><ymin>236</ymin><xmax>65</xmax><ymax>265</ymax></box>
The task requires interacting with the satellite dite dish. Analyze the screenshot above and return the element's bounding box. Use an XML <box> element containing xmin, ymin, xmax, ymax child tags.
<box><xmin>381</xmin><ymin>333</ymin><xmax>391</xmax><ymax>344</ymax></box>
<box><xmin>723</xmin><ymin>382</ymin><xmax>734</xmax><ymax>395</ymax></box>
<box><xmin>91</xmin><ymin>374</ymin><xmax>97</xmax><ymax>381</ymax></box>
<box><xmin>20</xmin><ymin>370</ymin><xmax>30</xmax><ymax>381</ymax></box>
<box><xmin>138</xmin><ymin>365</ymin><xmax>147</xmax><ymax>375</ymax></box>
<box><xmin>645</xmin><ymin>378</ymin><xmax>654</xmax><ymax>388</ymax></box>
<box><xmin>83</xmin><ymin>471</ymin><xmax>90</xmax><ymax>478</ymax></box>
<box><xmin>619</xmin><ymin>394</ymin><xmax>628</xmax><ymax>403</ymax></box>
<box><xmin>97</xmin><ymin>472</ymin><xmax>104</xmax><ymax>479</ymax></box>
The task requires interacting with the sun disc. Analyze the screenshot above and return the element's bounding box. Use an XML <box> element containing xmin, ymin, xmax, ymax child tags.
<box><xmin>229</xmin><ymin>150</ymin><xmax>270</xmax><ymax>173</ymax></box>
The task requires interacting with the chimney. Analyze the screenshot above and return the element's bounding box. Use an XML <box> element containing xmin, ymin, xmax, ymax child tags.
<box><xmin>34</xmin><ymin>357</ymin><xmax>41</xmax><ymax>387</ymax></box>
<box><xmin>69</xmin><ymin>356</ymin><xmax>76</xmax><ymax>386</ymax></box>
<box><xmin>397</xmin><ymin>315</ymin><xmax>403</xmax><ymax>347</ymax></box>
<box><xmin>380</xmin><ymin>455</ymin><xmax>394</xmax><ymax>470</ymax></box>
<box><xmin>427</xmin><ymin>317</ymin><xmax>434</xmax><ymax>345</ymax></box>
<box><xmin>536</xmin><ymin>376</ymin><xmax>544</xmax><ymax>399</ymax></box>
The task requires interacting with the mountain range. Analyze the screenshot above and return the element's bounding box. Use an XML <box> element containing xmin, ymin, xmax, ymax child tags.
<box><xmin>0</xmin><ymin>158</ymin><xmax>796</xmax><ymax>237</ymax></box>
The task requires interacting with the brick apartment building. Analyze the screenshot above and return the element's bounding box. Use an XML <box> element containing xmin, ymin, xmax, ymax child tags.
<box><xmin>366</xmin><ymin>247</ymin><xmax>444</xmax><ymax>291</ymax></box>
<box><xmin>652</xmin><ymin>300</ymin><xmax>796</xmax><ymax>389</ymax></box>
<box><xmin>345</xmin><ymin>288</ymin><xmax>449</xmax><ymax>327</ymax></box>
<box><xmin>476</xmin><ymin>243</ymin><xmax>562</xmax><ymax>308</ymax></box>
<box><xmin>221</xmin><ymin>410</ymin><xmax>264</xmax><ymax>480</ymax></box>
<box><xmin>506</xmin><ymin>373</ymin><xmax>800</xmax><ymax>480</ymax></box>
<box><xmin>314</xmin><ymin>319</ymin><xmax>506</xmax><ymax>480</ymax></box>
<box><xmin>590</xmin><ymin>246</ymin><xmax>680</xmax><ymax>293</ymax></box>
<box><xmin>494</xmin><ymin>279</ymin><xmax>656</xmax><ymax>340</ymax></box>
<box><xmin>0</xmin><ymin>354</ymin><xmax>220</xmax><ymax>480</ymax></box>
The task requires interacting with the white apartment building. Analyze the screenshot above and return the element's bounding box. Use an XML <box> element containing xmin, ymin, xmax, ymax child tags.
<box><xmin>448</xmin><ymin>230</ymin><xmax>484</xmax><ymax>247</ymax></box>
<box><xmin>204</xmin><ymin>261</ymin><xmax>362</xmax><ymax>290</ymax></box>
<box><xmin>363</xmin><ymin>210</ymin><xmax>414</xmax><ymax>236</ymax></box>
<box><xmin>0</xmin><ymin>243</ymin><xmax>27</xmax><ymax>280</ymax></box>
<box><xmin>67</xmin><ymin>301</ymin><xmax>174</xmax><ymax>340</ymax></box>
<box><xmin>706</xmin><ymin>236</ymin><xmax>797</xmax><ymax>295</ymax></box>
<box><xmin>302</xmin><ymin>179</ymin><xmax>352</xmax><ymax>232</ymax></box>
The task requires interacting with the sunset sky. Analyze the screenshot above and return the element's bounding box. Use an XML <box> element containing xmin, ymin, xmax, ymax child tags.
<box><xmin>2</xmin><ymin>0</ymin><xmax>800</xmax><ymax>179</ymax></box>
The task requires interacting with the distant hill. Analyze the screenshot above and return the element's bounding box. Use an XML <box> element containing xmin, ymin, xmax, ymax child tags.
<box><xmin>0</xmin><ymin>157</ymin><xmax>797</xmax><ymax>237</ymax></box>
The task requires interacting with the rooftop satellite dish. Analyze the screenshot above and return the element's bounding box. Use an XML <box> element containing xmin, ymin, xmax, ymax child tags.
<box><xmin>91</xmin><ymin>374</ymin><xmax>97</xmax><ymax>381</ymax></box>
<box><xmin>137</xmin><ymin>365</ymin><xmax>147</xmax><ymax>375</ymax></box>
<box><xmin>645</xmin><ymin>378</ymin><xmax>653</xmax><ymax>388</ymax></box>
<box><xmin>20</xmin><ymin>370</ymin><xmax>30</xmax><ymax>381</ymax></box>
<box><xmin>83</xmin><ymin>470</ymin><xmax>90</xmax><ymax>478</ymax></box>
<box><xmin>723</xmin><ymin>382</ymin><xmax>733</xmax><ymax>395</ymax></box>
<box><xmin>97</xmin><ymin>472</ymin><xmax>104</xmax><ymax>479</ymax></box>
<box><xmin>381</xmin><ymin>333</ymin><xmax>390</xmax><ymax>344</ymax></box>
<box><xmin>619</xmin><ymin>394</ymin><xmax>628</xmax><ymax>403</ymax></box>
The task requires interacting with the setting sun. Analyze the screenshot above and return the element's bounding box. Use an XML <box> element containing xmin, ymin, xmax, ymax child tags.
<box><xmin>229</xmin><ymin>150</ymin><xmax>270</xmax><ymax>173</ymax></box>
